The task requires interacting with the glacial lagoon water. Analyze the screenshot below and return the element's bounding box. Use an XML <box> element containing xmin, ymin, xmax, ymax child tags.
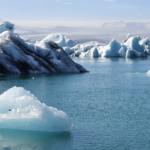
<box><xmin>0</xmin><ymin>57</ymin><xmax>150</xmax><ymax>150</ymax></box>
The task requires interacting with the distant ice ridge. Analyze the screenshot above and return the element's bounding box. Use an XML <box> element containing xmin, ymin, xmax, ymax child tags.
<box><xmin>0</xmin><ymin>87</ymin><xmax>73</xmax><ymax>132</ymax></box>
<box><xmin>0</xmin><ymin>21</ymin><xmax>87</xmax><ymax>74</ymax></box>
<box><xmin>36</xmin><ymin>33</ymin><xmax>76</xmax><ymax>47</ymax></box>
<box><xmin>64</xmin><ymin>34</ymin><xmax>150</xmax><ymax>58</ymax></box>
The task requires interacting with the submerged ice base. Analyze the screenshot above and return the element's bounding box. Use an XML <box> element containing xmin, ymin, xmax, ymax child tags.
<box><xmin>0</xmin><ymin>87</ymin><xmax>73</xmax><ymax>132</ymax></box>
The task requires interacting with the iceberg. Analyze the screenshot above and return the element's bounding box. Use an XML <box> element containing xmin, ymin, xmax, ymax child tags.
<box><xmin>147</xmin><ymin>70</ymin><xmax>150</xmax><ymax>76</ymax></box>
<box><xmin>0</xmin><ymin>86</ymin><xmax>73</xmax><ymax>132</ymax></box>
<box><xmin>64</xmin><ymin>41</ymin><xmax>105</xmax><ymax>57</ymax></box>
<box><xmin>38</xmin><ymin>33</ymin><xmax>76</xmax><ymax>47</ymax></box>
<box><xmin>64</xmin><ymin>34</ymin><xmax>150</xmax><ymax>58</ymax></box>
<box><xmin>0</xmin><ymin>22</ymin><xmax>87</xmax><ymax>74</ymax></box>
<box><xmin>80</xmin><ymin>47</ymin><xmax>99</xmax><ymax>58</ymax></box>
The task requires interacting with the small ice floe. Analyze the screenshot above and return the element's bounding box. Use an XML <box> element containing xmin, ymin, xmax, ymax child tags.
<box><xmin>147</xmin><ymin>70</ymin><xmax>150</xmax><ymax>77</ymax></box>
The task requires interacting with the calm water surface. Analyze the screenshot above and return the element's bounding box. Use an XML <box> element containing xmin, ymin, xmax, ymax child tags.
<box><xmin>0</xmin><ymin>57</ymin><xmax>150</xmax><ymax>150</ymax></box>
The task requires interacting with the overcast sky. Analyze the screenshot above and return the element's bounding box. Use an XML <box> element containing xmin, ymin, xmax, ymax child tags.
<box><xmin>0</xmin><ymin>0</ymin><xmax>150</xmax><ymax>27</ymax></box>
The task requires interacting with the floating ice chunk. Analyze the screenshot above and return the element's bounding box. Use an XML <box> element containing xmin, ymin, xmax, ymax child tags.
<box><xmin>126</xmin><ymin>49</ymin><xmax>141</xmax><ymax>58</ymax></box>
<box><xmin>124</xmin><ymin>36</ymin><xmax>142</xmax><ymax>53</ymax></box>
<box><xmin>101</xmin><ymin>39</ymin><xmax>121</xmax><ymax>57</ymax></box>
<box><xmin>147</xmin><ymin>70</ymin><xmax>150</xmax><ymax>76</ymax></box>
<box><xmin>65</xmin><ymin>41</ymin><xmax>105</xmax><ymax>57</ymax></box>
<box><xmin>39</xmin><ymin>33</ymin><xmax>75</xmax><ymax>47</ymax></box>
<box><xmin>0</xmin><ymin>87</ymin><xmax>73</xmax><ymax>132</ymax></box>
<box><xmin>88</xmin><ymin>47</ymin><xmax>99</xmax><ymax>58</ymax></box>
<box><xmin>0</xmin><ymin>21</ymin><xmax>14</xmax><ymax>34</ymax></box>
<box><xmin>80</xmin><ymin>47</ymin><xmax>99</xmax><ymax>58</ymax></box>
<box><xmin>119</xmin><ymin>47</ymin><xmax>126</xmax><ymax>57</ymax></box>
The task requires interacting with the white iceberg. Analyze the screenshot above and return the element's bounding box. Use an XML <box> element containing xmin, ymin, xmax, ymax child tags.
<box><xmin>64</xmin><ymin>34</ymin><xmax>150</xmax><ymax>58</ymax></box>
<box><xmin>64</xmin><ymin>41</ymin><xmax>105</xmax><ymax>57</ymax></box>
<box><xmin>100</xmin><ymin>39</ymin><xmax>122</xmax><ymax>57</ymax></box>
<box><xmin>38</xmin><ymin>33</ymin><xmax>76</xmax><ymax>47</ymax></box>
<box><xmin>80</xmin><ymin>47</ymin><xmax>99</xmax><ymax>58</ymax></box>
<box><xmin>0</xmin><ymin>21</ymin><xmax>87</xmax><ymax>74</ymax></box>
<box><xmin>0</xmin><ymin>86</ymin><xmax>73</xmax><ymax>132</ymax></box>
<box><xmin>126</xmin><ymin>49</ymin><xmax>142</xmax><ymax>58</ymax></box>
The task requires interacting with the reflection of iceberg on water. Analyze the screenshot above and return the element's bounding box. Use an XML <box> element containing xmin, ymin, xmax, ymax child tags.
<box><xmin>0</xmin><ymin>87</ymin><xmax>73</xmax><ymax>132</ymax></box>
